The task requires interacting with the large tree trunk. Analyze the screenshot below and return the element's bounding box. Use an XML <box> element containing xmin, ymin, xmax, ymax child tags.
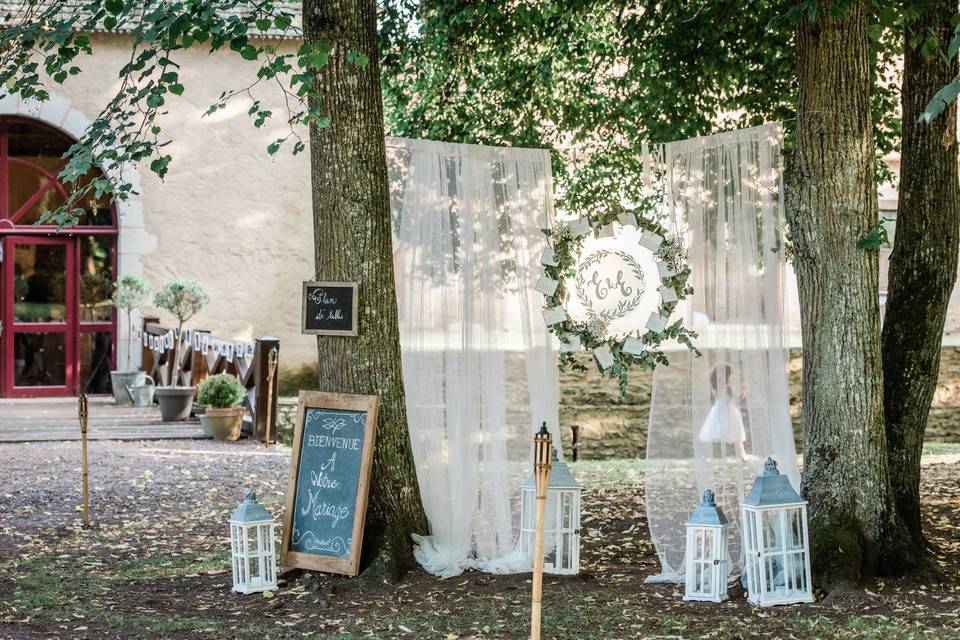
<box><xmin>786</xmin><ymin>0</ymin><xmax>910</xmax><ymax>592</ymax></box>
<box><xmin>881</xmin><ymin>0</ymin><xmax>960</xmax><ymax>570</ymax></box>
<box><xmin>304</xmin><ymin>0</ymin><xmax>428</xmax><ymax>580</ymax></box>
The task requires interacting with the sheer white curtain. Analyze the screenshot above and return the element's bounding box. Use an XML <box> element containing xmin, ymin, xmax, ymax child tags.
<box><xmin>644</xmin><ymin>123</ymin><xmax>799</xmax><ymax>583</ymax></box>
<box><xmin>387</xmin><ymin>137</ymin><xmax>561</xmax><ymax>578</ymax></box>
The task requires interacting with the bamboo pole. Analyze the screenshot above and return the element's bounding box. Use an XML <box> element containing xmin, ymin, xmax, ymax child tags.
<box><xmin>531</xmin><ymin>423</ymin><xmax>552</xmax><ymax>640</ymax></box>
<box><xmin>264</xmin><ymin>347</ymin><xmax>278</xmax><ymax>447</ymax></box>
<box><xmin>78</xmin><ymin>394</ymin><xmax>90</xmax><ymax>528</ymax></box>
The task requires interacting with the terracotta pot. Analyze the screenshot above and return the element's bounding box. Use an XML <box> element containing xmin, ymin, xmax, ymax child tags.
<box><xmin>110</xmin><ymin>370</ymin><xmax>147</xmax><ymax>404</ymax></box>
<box><xmin>200</xmin><ymin>407</ymin><xmax>244</xmax><ymax>441</ymax></box>
<box><xmin>156</xmin><ymin>386</ymin><xmax>196</xmax><ymax>422</ymax></box>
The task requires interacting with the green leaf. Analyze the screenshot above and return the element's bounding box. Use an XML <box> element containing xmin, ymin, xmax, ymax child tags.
<box><xmin>104</xmin><ymin>15</ymin><xmax>118</xmax><ymax>30</ymax></box>
<box><xmin>149</xmin><ymin>154</ymin><xmax>171</xmax><ymax>178</ymax></box>
<box><xmin>949</xmin><ymin>31</ymin><xmax>960</xmax><ymax>58</ymax></box>
<box><xmin>348</xmin><ymin>51</ymin><xmax>369</xmax><ymax>68</ymax></box>
<box><xmin>274</xmin><ymin>14</ymin><xmax>293</xmax><ymax>31</ymax></box>
<box><xmin>256</xmin><ymin>18</ymin><xmax>272</xmax><ymax>31</ymax></box>
<box><xmin>240</xmin><ymin>45</ymin><xmax>258</xmax><ymax>61</ymax></box>
<box><xmin>168</xmin><ymin>83</ymin><xmax>184</xmax><ymax>96</ymax></box>
<box><xmin>105</xmin><ymin>0</ymin><xmax>124</xmax><ymax>15</ymax></box>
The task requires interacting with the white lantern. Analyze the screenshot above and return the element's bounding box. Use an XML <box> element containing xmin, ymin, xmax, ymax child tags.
<box><xmin>741</xmin><ymin>458</ymin><xmax>813</xmax><ymax>606</ymax></box>
<box><xmin>683</xmin><ymin>489</ymin><xmax>730</xmax><ymax>603</ymax></box>
<box><xmin>229</xmin><ymin>489</ymin><xmax>278</xmax><ymax>594</ymax></box>
<box><xmin>521</xmin><ymin>447</ymin><xmax>581</xmax><ymax>575</ymax></box>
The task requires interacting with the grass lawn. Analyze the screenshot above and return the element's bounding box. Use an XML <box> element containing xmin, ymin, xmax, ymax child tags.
<box><xmin>1</xmin><ymin>440</ymin><xmax>958</xmax><ymax>639</ymax></box>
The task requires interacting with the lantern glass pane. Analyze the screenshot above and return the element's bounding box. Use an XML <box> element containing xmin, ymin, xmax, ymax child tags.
<box><xmin>522</xmin><ymin>490</ymin><xmax>533</xmax><ymax>529</ymax></box>
<box><xmin>545</xmin><ymin>492</ymin><xmax>559</xmax><ymax>534</ymax></box>
<box><xmin>242</xmin><ymin>528</ymin><xmax>254</xmax><ymax>554</ymax></box>
<box><xmin>787</xmin><ymin>509</ymin><xmax>804</xmax><ymax>550</ymax></box>
<box><xmin>562</xmin><ymin>532</ymin><xmax>572</xmax><ymax>569</ymax></box>
<box><xmin>248</xmin><ymin>556</ymin><xmax>260</xmax><ymax>580</ymax></box>
<box><xmin>764</xmin><ymin>555</ymin><xmax>778</xmax><ymax>593</ymax></box>
<box><xmin>762</xmin><ymin>510</ymin><xmax>784</xmax><ymax>552</ymax></box>
<box><xmin>702</xmin><ymin>529</ymin><xmax>713</xmax><ymax>559</ymax></box>
<box><xmin>561</xmin><ymin>492</ymin><xmax>572</xmax><ymax>527</ymax></box>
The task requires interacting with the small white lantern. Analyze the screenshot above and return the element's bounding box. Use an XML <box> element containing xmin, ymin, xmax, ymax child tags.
<box><xmin>521</xmin><ymin>447</ymin><xmax>582</xmax><ymax>575</ymax></box>
<box><xmin>684</xmin><ymin>489</ymin><xmax>730</xmax><ymax>603</ymax></box>
<box><xmin>229</xmin><ymin>489</ymin><xmax>278</xmax><ymax>594</ymax></box>
<box><xmin>741</xmin><ymin>458</ymin><xmax>813</xmax><ymax>606</ymax></box>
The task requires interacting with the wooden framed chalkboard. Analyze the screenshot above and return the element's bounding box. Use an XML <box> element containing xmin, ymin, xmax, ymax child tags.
<box><xmin>301</xmin><ymin>281</ymin><xmax>359</xmax><ymax>336</ymax></box>
<box><xmin>280</xmin><ymin>391</ymin><xmax>378</xmax><ymax>576</ymax></box>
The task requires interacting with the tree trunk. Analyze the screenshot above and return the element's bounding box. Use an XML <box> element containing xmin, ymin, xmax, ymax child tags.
<box><xmin>785</xmin><ymin>0</ymin><xmax>910</xmax><ymax>591</ymax></box>
<box><xmin>881</xmin><ymin>0</ymin><xmax>960</xmax><ymax>571</ymax></box>
<box><xmin>304</xmin><ymin>0</ymin><xmax>428</xmax><ymax>580</ymax></box>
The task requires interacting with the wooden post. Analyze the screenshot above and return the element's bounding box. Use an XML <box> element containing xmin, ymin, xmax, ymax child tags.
<box><xmin>253</xmin><ymin>336</ymin><xmax>280</xmax><ymax>441</ymax></box>
<box><xmin>78</xmin><ymin>394</ymin><xmax>90</xmax><ymax>529</ymax></box>
<box><xmin>571</xmin><ymin>425</ymin><xmax>580</xmax><ymax>462</ymax></box>
<box><xmin>531</xmin><ymin>423</ymin><xmax>552</xmax><ymax>640</ymax></box>
<box><xmin>264</xmin><ymin>346</ymin><xmax>278</xmax><ymax>447</ymax></box>
<box><xmin>140</xmin><ymin>315</ymin><xmax>159</xmax><ymax>381</ymax></box>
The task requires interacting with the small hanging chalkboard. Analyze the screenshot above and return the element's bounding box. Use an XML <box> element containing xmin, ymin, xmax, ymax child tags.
<box><xmin>280</xmin><ymin>391</ymin><xmax>378</xmax><ymax>576</ymax></box>
<box><xmin>301</xmin><ymin>281</ymin><xmax>359</xmax><ymax>336</ymax></box>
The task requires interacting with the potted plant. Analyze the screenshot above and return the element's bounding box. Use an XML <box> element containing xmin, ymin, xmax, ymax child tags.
<box><xmin>109</xmin><ymin>275</ymin><xmax>152</xmax><ymax>404</ymax></box>
<box><xmin>197</xmin><ymin>374</ymin><xmax>246</xmax><ymax>441</ymax></box>
<box><xmin>153</xmin><ymin>278</ymin><xmax>209</xmax><ymax>422</ymax></box>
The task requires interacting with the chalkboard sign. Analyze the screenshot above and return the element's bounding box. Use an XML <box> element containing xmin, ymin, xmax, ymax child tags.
<box><xmin>280</xmin><ymin>391</ymin><xmax>378</xmax><ymax>575</ymax></box>
<box><xmin>301</xmin><ymin>281</ymin><xmax>359</xmax><ymax>336</ymax></box>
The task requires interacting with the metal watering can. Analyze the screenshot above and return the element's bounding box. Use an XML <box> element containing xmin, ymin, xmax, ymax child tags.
<box><xmin>126</xmin><ymin>375</ymin><xmax>156</xmax><ymax>407</ymax></box>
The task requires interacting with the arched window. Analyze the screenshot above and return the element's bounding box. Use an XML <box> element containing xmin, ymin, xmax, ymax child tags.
<box><xmin>1</xmin><ymin>116</ymin><xmax>118</xmax><ymax>397</ymax></box>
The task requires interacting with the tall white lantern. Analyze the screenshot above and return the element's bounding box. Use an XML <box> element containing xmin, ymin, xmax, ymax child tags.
<box><xmin>741</xmin><ymin>458</ymin><xmax>813</xmax><ymax>606</ymax></box>
<box><xmin>521</xmin><ymin>448</ymin><xmax>581</xmax><ymax>575</ymax></box>
<box><xmin>229</xmin><ymin>489</ymin><xmax>278</xmax><ymax>594</ymax></box>
<box><xmin>683</xmin><ymin>489</ymin><xmax>730</xmax><ymax>603</ymax></box>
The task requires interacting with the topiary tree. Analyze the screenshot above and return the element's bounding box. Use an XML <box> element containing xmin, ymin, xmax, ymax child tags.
<box><xmin>111</xmin><ymin>275</ymin><xmax>152</xmax><ymax>371</ymax></box>
<box><xmin>153</xmin><ymin>279</ymin><xmax>209</xmax><ymax>386</ymax></box>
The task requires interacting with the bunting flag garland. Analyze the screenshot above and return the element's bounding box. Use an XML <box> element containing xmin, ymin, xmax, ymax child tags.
<box><xmin>135</xmin><ymin>325</ymin><xmax>256</xmax><ymax>359</ymax></box>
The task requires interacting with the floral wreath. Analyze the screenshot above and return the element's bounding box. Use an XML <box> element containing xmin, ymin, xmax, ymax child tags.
<box><xmin>538</xmin><ymin>194</ymin><xmax>698</xmax><ymax>395</ymax></box>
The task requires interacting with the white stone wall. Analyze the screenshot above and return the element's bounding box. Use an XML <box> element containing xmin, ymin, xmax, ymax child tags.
<box><xmin>8</xmin><ymin>34</ymin><xmax>318</xmax><ymax>368</ymax></box>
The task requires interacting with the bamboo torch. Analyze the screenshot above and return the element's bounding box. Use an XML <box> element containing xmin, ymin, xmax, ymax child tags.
<box><xmin>78</xmin><ymin>394</ymin><xmax>90</xmax><ymax>528</ymax></box>
<box><xmin>264</xmin><ymin>347</ymin><xmax>278</xmax><ymax>447</ymax></box>
<box><xmin>531</xmin><ymin>422</ymin><xmax>552</xmax><ymax>640</ymax></box>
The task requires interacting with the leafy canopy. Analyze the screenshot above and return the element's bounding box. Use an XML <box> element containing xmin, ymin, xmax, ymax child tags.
<box><xmin>380</xmin><ymin>0</ymin><xmax>902</xmax><ymax>215</ymax></box>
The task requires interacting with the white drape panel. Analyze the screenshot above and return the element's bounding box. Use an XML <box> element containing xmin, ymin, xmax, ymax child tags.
<box><xmin>387</xmin><ymin>137</ymin><xmax>561</xmax><ymax>578</ymax></box>
<box><xmin>644</xmin><ymin>123</ymin><xmax>799</xmax><ymax>583</ymax></box>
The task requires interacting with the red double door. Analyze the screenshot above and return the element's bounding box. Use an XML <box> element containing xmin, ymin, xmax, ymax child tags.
<box><xmin>1</xmin><ymin>235</ymin><xmax>115</xmax><ymax>397</ymax></box>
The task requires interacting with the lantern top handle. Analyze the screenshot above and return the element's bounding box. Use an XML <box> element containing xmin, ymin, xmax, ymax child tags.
<box><xmin>702</xmin><ymin>489</ymin><xmax>715</xmax><ymax>505</ymax></box>
<box><xmin>244</xmin><ymin>489</ymin><xmax>257</xmax><ymax>502</ymax></box>
<box><xmin>763</xmin><ymin>457</ymin><xmax>779</xmax><ymax>476</ymax></box>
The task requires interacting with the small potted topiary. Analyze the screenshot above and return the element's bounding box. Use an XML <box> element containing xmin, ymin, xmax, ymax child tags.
<box><xmin>154</xmin><ymin>278</ymin><xmax>209</xmax><ymax>421</ymax></box>
<box><xmin>197</xmin><ymin>373</ymin><xmax>246</xmax><ymax>441</ymax></box>
<box><xmin>109</xmin><ymin>275</ymin><xmax>152</xmax><ymax>404</ymax></box>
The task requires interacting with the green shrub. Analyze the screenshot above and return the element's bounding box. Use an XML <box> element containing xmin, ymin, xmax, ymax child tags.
<box><xmin>197</xmin><ymin>374</ymin><xmax>245</xmax><ymax>409</ymax></box>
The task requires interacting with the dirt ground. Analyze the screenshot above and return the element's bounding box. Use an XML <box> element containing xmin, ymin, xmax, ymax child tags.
<box><xmin>1</xmin><ymin>440</ymin><xmax>959</xmax><ymax>639</ymax></box>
